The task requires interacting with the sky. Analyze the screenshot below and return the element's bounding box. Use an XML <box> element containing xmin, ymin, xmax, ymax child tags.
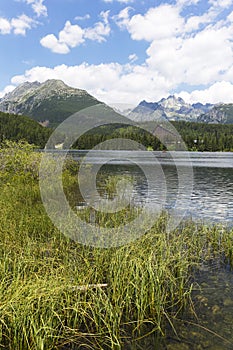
<box><xmin>0</xmin><ymin>0</ymin><xmax>233</xmax><ymax>108</ymax></box>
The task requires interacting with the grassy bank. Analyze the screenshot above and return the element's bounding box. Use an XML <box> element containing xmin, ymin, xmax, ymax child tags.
<box><xmin>0</xmin><ymin>141</ymin><xmax>232</xmax><ymax>349</ymax></box>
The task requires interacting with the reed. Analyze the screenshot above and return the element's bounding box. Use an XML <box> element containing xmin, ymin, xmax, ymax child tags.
<box><xmin>0</xmin><ymin>141</ymin><xmax>232</xmax><ymax>349</ymax></box>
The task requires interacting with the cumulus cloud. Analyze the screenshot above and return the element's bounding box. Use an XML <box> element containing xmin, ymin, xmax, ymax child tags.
<box><xmin>117</xmin><ymin>5</ymin><xmax>185</xmax><ymax>41</ymax></box>
<box><xmin>0</xmin><ymin>18</ymin><xmax>12</xmax><ymax>34</ymax></box>
<box><xmin>209</xmin><ymin>0</ymin><xmax>233</xmax><ymax>8</ymax></box>
<box><xmin>3</xmin><ymin>62</ymin><xmax>233</xmax><ymax>106</ymax></box>
<box><xmin>8</xmin><ymin>63</ymin><xmax>172</xmax><ymax>105</ymax></box>
<box><xmin>40</xmin><ymin>11</ymin><xmax>111</xmax><ymax>53</ymax></box>
<box><xmin>84</xmin><ymin>11</ymin><xmax>111</xmax><ymax>42</ymax></box>
<box><xmin>11</xmin><ymin>14</ymin><xmax>35</xmax><ymax>35</ymax></box>
<box><xmin>0</xmin><ymin>85</ymin><xmax>15</xmax><ymax>98</ymax></box>
<box><xmin>24</xmin><ymin>0</ymin><xmax>48</xmax><ymax>17</ymax></box>
<box><xmin>113</xmin><ymin>7</ymin><xmax>133</xmax><ymax>29</ymax></box>
<box><xmin>2</xmin><ymin>0</ymin><xmax>233</xmax><ymax>106</ymax></box>
<box><xmin>177</xmin><ymin>81</ymin><xmax>233</xmax><ymax>104</ymax></box>
<box><xmin>40</xmin><ymin>34</ymin><xmax>70</xmax><ymax>54</ymax></box>
<box><xmin>114</xmin><ymin>1</ymin><xmax>233</xmax><ymax>88</ymax></box>
<box><xmin>0</xmin><ymin>14</ymin><xmax>36</xmax><ymax>36</ymax></box>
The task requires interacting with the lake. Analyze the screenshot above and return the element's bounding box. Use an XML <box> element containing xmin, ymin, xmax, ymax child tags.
<box><xmin>70</xmin><ymin>150</ymin><xmax>233</xmax><ymax>228</ymax></box>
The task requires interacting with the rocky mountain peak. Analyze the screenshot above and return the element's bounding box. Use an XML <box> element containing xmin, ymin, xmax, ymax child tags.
<box><xmin>3</xmin><ymin>81</ymin><xmax>40</xmax><ymax>100</ymax></box>
<box><xmin>129</xmin><ymin>95</ymin><xmax>214</xmax><ymax>122</ymax></box>
<box><xmin>0</xmin><ymin>79</ymin><xmax>100</xmax><ymax>127</ymax></box>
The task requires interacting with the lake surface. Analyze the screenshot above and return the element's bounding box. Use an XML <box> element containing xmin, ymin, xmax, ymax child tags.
<box><xmin>69</xmin><ymin>150</ymin><xmax>233</xmax><ymax>227</ymax></box>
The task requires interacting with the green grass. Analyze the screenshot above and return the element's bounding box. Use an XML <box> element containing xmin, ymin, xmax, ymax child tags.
<box><xmin>0</xmin><ymin>141</ymin><xmax>232</xmax><ymax>349</ymax></box>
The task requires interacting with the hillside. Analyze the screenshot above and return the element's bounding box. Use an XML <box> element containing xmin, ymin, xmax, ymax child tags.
<box><xmin>0</xmin><ymin>111</ymin><xmax>52</xmax><ymax>148</ymax></box>
<box><xmin>0</xmin><ymin>80</ymin><xmax>101</xmax><ymax>127</ymax></box>
<box><xmin>198</xmin><ymin>104</ymin><xmax>233</xmax><ymax>124</ymax></box>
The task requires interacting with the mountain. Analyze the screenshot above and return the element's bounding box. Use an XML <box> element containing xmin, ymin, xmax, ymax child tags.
<box><xmin>129</xmin><ymin>95</ymin><xmax>214</xmax><ymax>122</ymax></box>
<box><xmin>198</xmin><ymin>104</ymin><xmax>233</xmax><ymax>124</ymax></box>
<box><xmin>0</xmin><ymin>80</ymin><xmax>101</xmax><ymax>127</ymax></box>
<box><xmin>1</xmin><ymin>80</ymin><xmax>232</xmax><ymax>126</ymax></box>
<box><xmin>0</xmin><ymin>111</ymin><xmax>52</xmax><ymax>147</ymax></box>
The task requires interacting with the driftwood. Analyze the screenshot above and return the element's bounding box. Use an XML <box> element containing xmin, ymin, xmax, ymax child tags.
<box><xmin>70</xmin><ymin>283</ymin><xmax>108</xmax><ymax>292</ymax></box>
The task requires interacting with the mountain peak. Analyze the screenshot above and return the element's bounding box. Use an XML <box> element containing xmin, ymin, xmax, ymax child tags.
<box><xmin>129</xmin><ymin>95</ymin><xmax>214</xmax><ymax>122</ymax></box>
<box><xmin>0</xmin><ymin>79</ymin><xmax>101</xmax><ymax>127</ymax></box>
<box><xmin>3</xmin><ymin>81</ymin><xmax>40</xmax><ymax>100</ymax></box>
<box><xmin>41</xmin><ymin>79</ymin><xmax>70</xmax><ymax>89</ymax></box>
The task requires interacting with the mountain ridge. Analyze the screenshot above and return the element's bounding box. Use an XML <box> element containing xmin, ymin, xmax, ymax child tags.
<box><xmin>0</xmin><ymin>80</ymin><xmax>101</xmax><ymax>127</ymax></box>
<box><xmin>128</xmin><ymin>95</ymin><xmax>215</xmax><ymax>122</ymax></box>
<box><xmin>0</xmin><ymin>80</ymin><xmax>232</xmax><ymax>125</ymax></box>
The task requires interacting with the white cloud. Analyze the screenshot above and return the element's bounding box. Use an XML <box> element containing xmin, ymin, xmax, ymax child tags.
<box><xmin>227</xmin><ymin>11</ymin><xmax>233</xmax><ymax>22</ymax></box>
<box><xmin>9</xmin><ymin>63</ymin><xmax>172</xmax><ymax>105</ymax></box>
<box><xmin>116</xmin><ymin>5</ymin><xmax>184</xmax><ymax>41</ymax></box>
<box><xmin>146</xmin><ymin>25</ymin><xmax>233</xmax><ymax>86</ymax></box>
<box><xmin>178</xmin><ymin>81</ymin><xmax>233</xmax><ymax>104</ymax></box>
<box><xmin>184</xmin><ymin>13</ymin><xmax>213</xmax><ymax>32</ymax></box>
<box><xmin>40</xmin><ymin>34</ymin><xmax>70</xmax><ymax>54</ymax></box>
<box><xmin>2</xmin><ymin>1</ymin><xmax>233</xmax><ymax>106</ymax></box>
<box><xmin>75</xmin><ymin>14</ymin><xmax>91</xmax><ymax>21</ymax></box>
<box><xmin>114</xmin><ymin>1</ymin><xmax>233</xmax><ymax>88</ymax></box>
<box><xmin>85</xmin><ymin>11</ymin><xmax>110</xmax><ymax>42</ymax></box>
<box><xmin>0</xmin><ymin>85</ymin><xmax>15</xmax><ymax>98</ymax></box>
<box><xmin>0</xmin><ymin>18</ymin><xmax>11</xmax><ymax>34</ymax></box>
<box><xmin>23</xmin><ymin>0</ymin><xmax>47</xmax><ymax>17</ymax></box>
<box><xmin>176</xmin><ymin>0</ymin><xmax>200</xmax><ymax>6</ymax></box>
<box><xmin>11</xmin><ymin>14</ymin><xmax>35</xmax><ymax>35</ymax></box>
<box><xmin>0</xmin><ymin>14</ymin><xmax>35</xmax><ymax>36</ymax></box>
<box><xmin>40</xmin><ymin>12</ymin><xmax>111</xmax><ymax>54</ymax></box>
<box><xmin>3</xmin><ymin>62</ymin><xmax>233</xmax><ymax>106</ymax></box>
<box><xmin>113</xmin><ymin>7</ymin><xmax>133</xmax><ymax>29</ymax></box>
<box><xmin>209</xmin><ymin>0</ymin><xmax>233</xmax><ymax>8</ymax></box>
<box><xmin>58</xmin><ymin>21</ymin><xmax>84</xmax><ymax>48</ymax></box>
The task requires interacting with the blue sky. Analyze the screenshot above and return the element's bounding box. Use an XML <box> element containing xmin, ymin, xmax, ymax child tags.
<box><xmin>0</xmin><ymin>0</ymin><xmax>233</xmax><ymax>107</ymax></box>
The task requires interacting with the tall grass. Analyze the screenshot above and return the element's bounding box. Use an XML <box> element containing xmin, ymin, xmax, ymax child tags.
<box><xmin>0</xmin><ymin>141</ymin><xmax>232</xmax><ymax>349</ymax></box>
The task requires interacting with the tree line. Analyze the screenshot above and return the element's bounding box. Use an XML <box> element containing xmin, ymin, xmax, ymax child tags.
<box><xmin>0</xmin><ymin>112</ymin><xmax>52</xmax><ymax>148</ymax></box>
<box><xmin>0</xmin><ymin>111</ymin><xmax>232</xmax><ymax>151</ymax></box>
<box><xmin>72</xmin><ymin>121</ymin><xmax>233</xmax><ymax>152</ymax></box>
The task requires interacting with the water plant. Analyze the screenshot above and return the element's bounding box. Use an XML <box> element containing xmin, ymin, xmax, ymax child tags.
<box><xmin>0</xmin><ymin>141</ymin><xmax>232</xmax><ymax>349</ymax></box>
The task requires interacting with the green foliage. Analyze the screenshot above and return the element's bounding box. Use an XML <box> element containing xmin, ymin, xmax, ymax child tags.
<box><xmin>1</xmin><ymin>108</ymin><xmax>232</xmax><ymax>152</ymax></box>
<box><xmin>0</xmin><ymin>111</ymin><xmax>52</xmax><ymax>148</ymax></box>
<box><xmin>0</xmin><ymin>140</ymin><xmax>41</xmax><ymax>181</ymax></box>
<box><xmin>72</xmin><ymin>121</ymin><xmax>233</xmax><ymax>152</ymax></box>
<box><xmin>173</xmin><ymin>121</ymin><xmax>233</xmax><ymax>151</ymax></box>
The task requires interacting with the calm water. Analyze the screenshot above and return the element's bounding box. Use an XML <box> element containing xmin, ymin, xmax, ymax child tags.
<box><xmin>70</xmin><ymin>150</ymin><xmax>233</xmax><ymax>227</ymax></box>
